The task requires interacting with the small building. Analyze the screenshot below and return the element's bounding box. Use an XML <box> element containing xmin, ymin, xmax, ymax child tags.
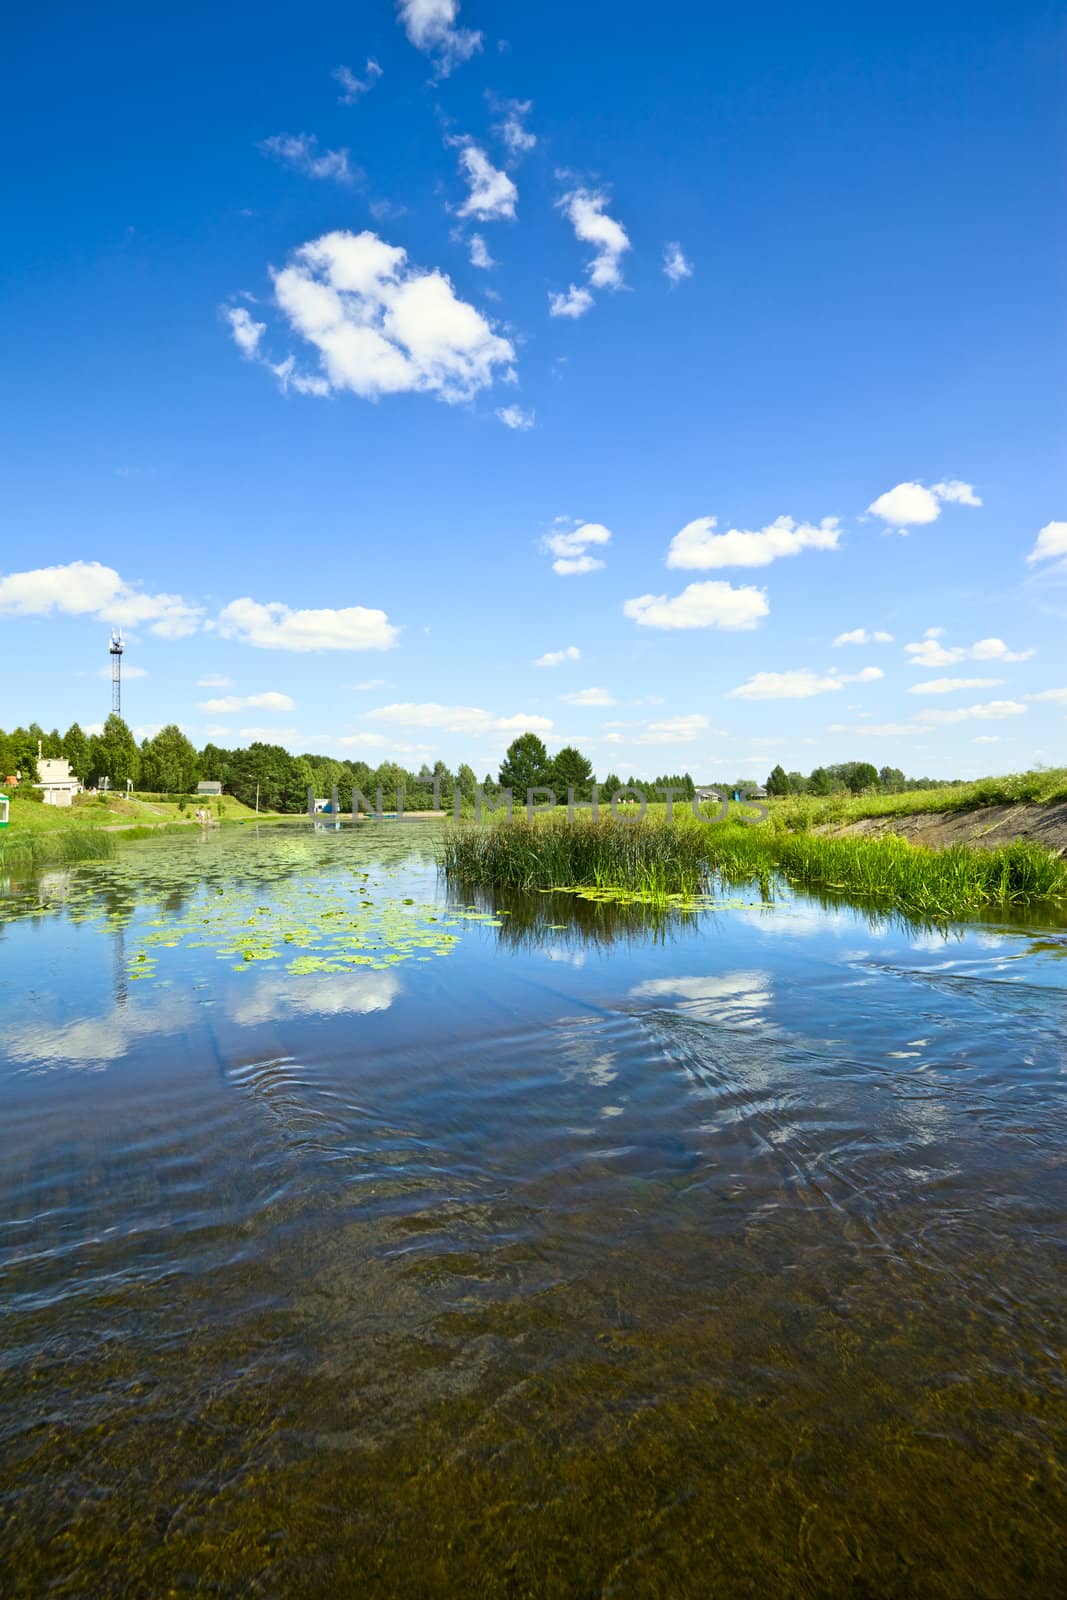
<box><xmin>36</xmin><ymin>757</ymin><xmax>82</xmax><ymax>808</ymax></box>
<box><xmin>0</xmin><ymin>795</ymin><xmax>9</xmax><ymax>828</ymax></box>
<box><xmin>694</xmin><ymin>787</ymin><xmax>722</xmax><ymax>803</ymax></box>
<box><xmin>196</xmin><ymin>781</ymin><xmax>223</xmax><ymax>797</ymax></box>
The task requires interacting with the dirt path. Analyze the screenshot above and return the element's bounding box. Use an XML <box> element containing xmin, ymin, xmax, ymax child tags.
<box><xmin>825</xmin><ymin>800</ymin><xmax>1067</xmax><ymax>853</ymax></box>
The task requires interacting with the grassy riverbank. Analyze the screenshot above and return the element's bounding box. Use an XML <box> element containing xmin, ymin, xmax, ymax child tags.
<box><xmin>770</xmin><ymin>767</ymin><xmax>1067</xmax><ymax>831</ymax></box>
<box><xmin>442</xmin><ymin>816</ymin><xmax>1067</xmax><ymax>918</ymax></box>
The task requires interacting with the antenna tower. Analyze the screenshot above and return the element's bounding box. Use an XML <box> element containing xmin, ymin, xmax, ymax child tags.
<box><xmin>109</xmin><ymin>628</ymin><xmax>125</xmax><ymax>715</ymax></box>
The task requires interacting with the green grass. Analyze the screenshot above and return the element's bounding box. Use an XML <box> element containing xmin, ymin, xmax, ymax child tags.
<box><xmin>0</xmin><ymin>827</ymin><xmax>116</xmax><ymax>872</ymax></box>
<box><xmin>441</xmin><ymin>815</ymin><xmax>1067</xmax><ymax>919</ymax></box>
<box><xmin>770</xmin><ymin>767</ymin><xmax>1067</xmax><ymax>831</ymax></box>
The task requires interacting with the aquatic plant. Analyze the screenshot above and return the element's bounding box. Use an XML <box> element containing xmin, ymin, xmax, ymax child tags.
<box><xmin>441</xmin><ymin>817</ymin><xmax>1067</xmax><ymax>918</ymax></box>
<box><xmin>0</xmin><ymin>828</ymin><xmax>115</xmax><ymax>872</ymax></box>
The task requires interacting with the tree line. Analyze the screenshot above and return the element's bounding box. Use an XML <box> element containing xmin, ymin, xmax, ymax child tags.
<box><xmin>1</xmin><ymin>718</ymin><xmax>961</xmax><ymax>812</ymax></box>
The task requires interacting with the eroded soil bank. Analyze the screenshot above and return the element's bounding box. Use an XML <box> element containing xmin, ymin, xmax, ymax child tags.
<box><xmin>825</xmin><ymin>799</ymin><xmax>1067</xmax><ymax>852</ymax></box>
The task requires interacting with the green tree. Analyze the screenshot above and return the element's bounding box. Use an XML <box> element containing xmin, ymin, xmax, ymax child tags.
<box><xmin>89</xmin><ymin>715</ymin><xmax>140</xmax><ymax>788</ymax></box>
<box><xmin>766</xmin><ymin>763</ymin><xmax>791</xmax><ymax>796</ymax></box>
<box><xmin>601</xmin><ymin>771</ymin><xmax>622</xmax><ymax>799</ymax></box>
<box><xmin>143</xmin><ymin>724</ymin><xmax>199</xmax><ymax>793</ymax></box>
<box><xmin>879</xmin><ymin>765</ymin><xmax>905</xmax><ymax>790</ymax></box>
<box><xmin>786</xmin><ymin>770</ymin><xmax>808</xmax><ymax>794</ymax></box>
<box><xmin>551</xmin><ymin>744</ymin><xmax>594</xmax><ymax>800</ymax></box>
<box><xmin>61</xmin><ymin>723</ymin><xmax>91</xmax><ymax>781</ymax></box>
<box><xmin>456</xmin><ymin>763</ymin><xmax>477</xmax><ymax>804</ymax></box>
<box><xmin>807</xmin><ymin>766</ymin><xmax>833</xmax><ymax>795</ymax></box>
<box><xmin>498</xmin><ymin>733</ymin><xmax>553</xmax><ymax>795</ymax></box>
<box><xmin>848</xmin><ymin>761</ymin><xmax>879</xmax><ymax>795</ymax></box>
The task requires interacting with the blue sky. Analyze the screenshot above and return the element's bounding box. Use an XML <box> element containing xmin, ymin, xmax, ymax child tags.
<box><xmin>2</xmin><ymin>0</ymin><xmax>1065</xmax><ymax>780</ymax></box>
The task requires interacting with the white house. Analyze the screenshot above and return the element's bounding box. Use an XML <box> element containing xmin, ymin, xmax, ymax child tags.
<box><xmin>36</xmin><ymin>757</ymin><xmax>82</xmax><ymax>808</ymax></box>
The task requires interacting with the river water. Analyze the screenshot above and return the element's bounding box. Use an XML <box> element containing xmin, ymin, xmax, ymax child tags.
<box><xmin>1</xmin><ymin>823</ymin><xmax>1065</xmax><ymax>1596</ymax></box>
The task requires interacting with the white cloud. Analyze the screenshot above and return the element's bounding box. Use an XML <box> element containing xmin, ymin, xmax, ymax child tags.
<box><xmin>667</xmin><ymin>514</ymin><xmax>841</xmax><ymax>569</ymax></box>
<box><xmin>832</xmin><ymin>627</ymin><xmax>894</xmax><ymax>646</ymax></box>
<box><xmin>727</xmin><ymin>666</ymin><xmax>883</xmax><ymax>700</ymax></box>
<box><xmin>544</xmin><ymin>521</ymin><xmax>612</xmax><ymax>576</ymax></box>
<box><xmin>914</xmin><ymin>700</ymin><xmax>1027</xmax><ymax>726</ymax></box>
<box><xmin>367</xmin><ymin>702</ymin><xmax>553</xmax><ymax>734</ymax></box>
<box><xmin>493</xmin><ymin>99</ymin><xmax>536</xmax><ymax>156</ymax></box>
<box><xmin>904</xmin><ymin>633</ymin><xmax>1035</xmax><ymax>667</ymax></box>
<box><xmin>197</xmin><ymin>674</ymin><xmax>233</xmax><ymax>688</ymax></box>
<box><xmin>558</xmin><ymin>188</ymin><xmax>630</xmax><ymax>290</ymax></box>
<box><xmin>1027</xmin><ymin>520</ymin><xmax>1067</xmax><ymax>564</ymax></box>
<box><xmin>454</xmin><ymin>142</ymin><xmax>517</xmax><ymax>221</ymax></box>
<box><xmin>908</xmin><ymin>677</ymin><xmax>1005</xmax><ymax>695</ymax></box>
<box><xmin>217</xmin><ymin>596</ymin><xmax>398</xmax><ymax>652</ymax></box>
<box><xmin>535</xmin><ymin>645</ymin><xmax>580</xmax><ymax>667</ymax></box>
<box><xmin>264</xmin><ymin>229</ymin><xmax>515</xmax><ymax>404</ymax></box>
<box><xmin>332</xmin><ymin>59</ymin><xmax>382</xmax><ymax>103</ymax></box>
<box><xmin>335</xmin><ymin>731</ymin><xmax>390</xmax><ymax>747</ymax></box>
<box><xmin>226</xmin><ymin>306</ymin><xmax>265</xmax><ymax>358</ymax></box>
<box><xmin>624</xmin><ymin>580</ymin><xmax>769</xmax><ymax>632</ymax></box>
<box><xmin>396</xmin><ymin>0</ymin><xmax>482</xmax><ymax>75</ymax></box>
<box><xmin>867</xmin><ymin>478</ymin><xmax>981</xmax><ymax>531</ymax></box>
<box><xmin>198</xmin><ymin>691</ymin><xmax>295</xmax><ymax>713</ymax></box>
<box><xmin>259</xmin><ymin>133</ymin><xmax>357</xmax><ymax>185</ymax></box>
<box><xmin>97</xmin><ymin>664</ymin><xmax>147</xmax><ymax>680</ymax></box>
<box><xmin>468</xmin><ymin>233</ymin><xmax>494</xmax><ymax>269</ymax></box>
<box><xmin>0</xmin><ymin>560</ymin><xmax>202</xmax><ymax>639</ymax></box>
<box><xmin>663</xmin><ymin>242</ymin><xmax>693</xmax><ymax>283</ymax></box>
<box><xmin>973</xmin><ymin>735</ymin><xmax>1002</xmax><ymax>744</ymax></box>
<box><xmin>1026</xmin><ymin>687</ymin><xmax>1067</xmax><ymax>704</ymax></box>
<box><xmin>497</xmin><ymin>404</ymin><xmax>534</xmax><ymax>431</ymax></box>
<box><xmin>631</xmin><ymin>714</ymin><xmax>713</xmax><ymax>744</ymax></box>
<box><xmin>562</xmin><ymin>687</ymin><xmax>615</xmax><ymax>707</ymax></box>
<box><xmin>548</xmin><ymin>284</ymin><xmax>594</xmax><ymax>319</ymax></box>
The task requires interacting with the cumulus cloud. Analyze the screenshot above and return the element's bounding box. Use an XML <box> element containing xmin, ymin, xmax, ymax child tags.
<box><xmin>454</xmin><ymin>142</ymin><xmax>517</xmax><ymax>221</ymax></box>
<box><xmin>630</xmin><ymin>714</ymin><xmax>713</xmax><ymax>744</ymax></box>
<box><xmin>832</xmin><ymin>627</ymin><xmax>894</xmax><ymax>646</ymax></box>
<box><xmin>535</xmin><ymin>645</ymin><xmax>580</xmax><ymax>667</ymax></box>
<box><xmin>663</xmin><ymin>242</ymin><xmax>693</xmax><ymax>283</ymax></box>
<box><xmin>332</xmin><ymin>59</ymin><xmax>382</xmax><ymax>103</ymax></box>
<box><xmin>727</xmin><ymin>666</ymin><xmax>883</xmax><ymax>700</ymax></box>
<box><xmin>0</xmin><ymin>560</ymin><xmax>202</xmax><ymax>639</ymax></box>
<box><xmin>1027</xmin><ymin>520</ymin><xmax>1067</xmax><ymax>564</ymax></box>
<box><xmin>197</xmin><ymin>674</ymin><xmax>233</xmax><ymax>688</ymax></box>
<box><xmin>497</xmin><ymin>404</ymin><xmax>534</xmax><ymax>430</ymax></box>
<box><xmin>1027</xmin><ymin>686</ymin><xmax>1067</xmax><ymax>704</ymax></box>
<box><xmin>336</xmin><ymin>731</ymin><xmax>390</xmax><ymax>747</ymax></box>
<box><xmin>548</xmin><ymin>284</ymin><xmax>595</xmax><ymax>319</ymax></box>
<box><xmin>667</xmin><ymin>514</ymin><xmax>841</xmax><ymax>569</ymax></box>
<box><xmin>558</xmin><ymin>188</ymin><xmax>630</xmax><ymax>289</ymax></box>
<box><xmin>904</xmin><ymin>631</ymin><xmax>1035</xmax><ymax>668</ymax></box>
<box><xmin>914</xmin><ymin>700</ymin><xmax>1027</xmax><ymax>726</ymax></box>
<box><xmin>562</xmin><ymin>687</ymin><xmax>615</xmax><ymax>707</ymax></box>
<box><xmin>198</xmin><ymin>691</ymin><xmax>296</xmax><ymax>713</ymax></box>
<box><xmin>493</xmin><ymin>98</ymin><xmax>536</xmax><ymax>156</ymax></box>
<box><xmin>544</xmin><ymin>521</ymin><xmax>612</xmax><ymax>576</ymax></box>
<box><xmin>217</xmin><ymin>596</ymin><xmax>399</xmax><ymax>652</ymax></box>
<box><xmin>259</xmin><ymin>133</ymin><xmax>358</xmax><ymax>185</ymax></box>
<box><xmin>624</xmin><ymin>580</ymin><xmax>769</xmax><ymax>632</ymax></box>
<box><xmin>226</xmin><ymin>306</ymin><xmax>265</xmax><ymax>358</ymax></box>
<box><xmin>867</xmin><ymin>478</ymin><xmax>982</xmax><ymax>531</ymax></box>
<box><xmin>468</xmin><ymin>233</ymin><xmax>495</xmax><ymax>269</ymax></box>
<box><xmin>396</xmin><ymin>0</ymin><xmax>482</xmax><ymax>75</ymax></box>
<box><xmin>257</xmin><ymin>229</ymin><xmax>514</xmax><ymax>404</ymax></box>
<box><xmin>908</xmin><ymin>677</ymin><xmax>1005</xmax><ymax>695</ymax></box>
<box><xmin>367</xmin><ymin>703</ymin><xmax>553</xmax><ymax>734</ymax></box>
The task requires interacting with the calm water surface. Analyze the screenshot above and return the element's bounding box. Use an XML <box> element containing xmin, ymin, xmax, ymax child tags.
<box><xmin>1</xmin><ymin>823</ymin><xmax>1065</xmax><ymax>1597</ymax></box>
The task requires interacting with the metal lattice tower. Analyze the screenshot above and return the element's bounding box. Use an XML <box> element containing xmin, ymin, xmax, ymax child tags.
<box><xmin>109</xmin><ymin>628</ymin><xmax>124</xmax><ymax>715</ymax></box>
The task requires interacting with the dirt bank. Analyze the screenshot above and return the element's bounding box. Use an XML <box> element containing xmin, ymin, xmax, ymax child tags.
<box><xmin>825</xmin><ymin>800</ymin><xmax>1067</xmax><ymax>853</ymax></box>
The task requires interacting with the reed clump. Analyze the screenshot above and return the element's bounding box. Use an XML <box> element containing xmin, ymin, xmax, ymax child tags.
<box><xmin>442</xmin><ymin>816</ymin><xmax>1067</xmax><ymax>917</ymax></box>
<box><xmin>0</xmin><ymin>829</ymin><xmax>116</xmax><ymax>872</ymax></box>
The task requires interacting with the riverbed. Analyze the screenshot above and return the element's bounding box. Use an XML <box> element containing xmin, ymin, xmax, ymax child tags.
<box><xmin>2</xmin><ymin>822</ymin><xmax>1065</xmax><ymax>1596</ymax></box>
